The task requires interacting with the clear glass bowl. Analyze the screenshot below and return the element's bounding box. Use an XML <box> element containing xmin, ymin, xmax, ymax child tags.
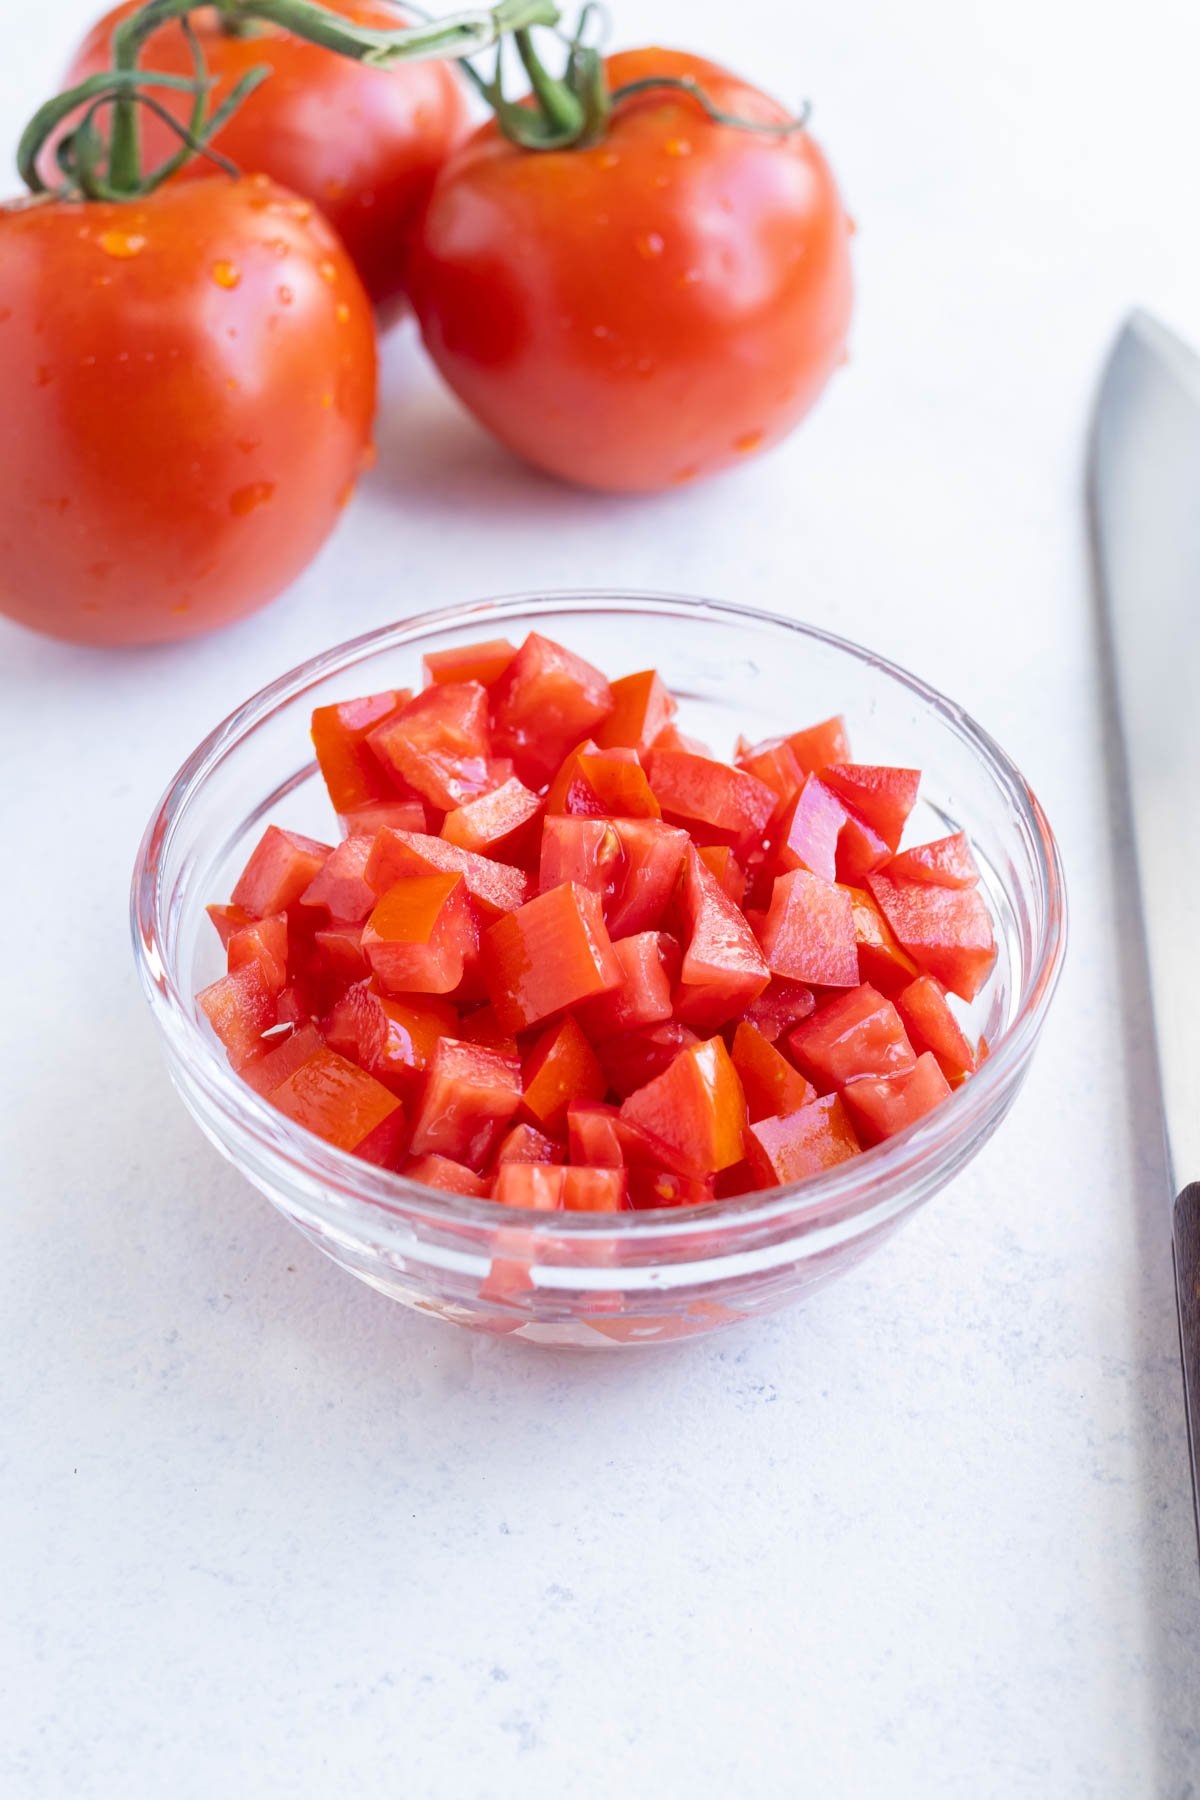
<box><xmin>131</xmin><ymin>592</ymin><xmax>1067</xmax><ymax>1348</ymax></box>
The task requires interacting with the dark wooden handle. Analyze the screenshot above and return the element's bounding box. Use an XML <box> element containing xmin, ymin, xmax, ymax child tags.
<box><xmin>1173</xmin><ymin>1182</ymin><xmax>1200</xmax><ymax>1559</ymax></box>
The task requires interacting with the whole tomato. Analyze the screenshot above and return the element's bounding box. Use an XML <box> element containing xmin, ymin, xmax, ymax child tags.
<box><xmin>58</xmin><ymin>0</ymin><xmax>470</xmax><ymax>308</ymax></box>
<box><xmin>0</xmin><ymin>177</ymin><xmax>376</xmax><ymax>646</ymax></box>
<box><xmin>407</xmin><ymin>48</ymin><xmax>854</xmax><ymax>492</ymax></box>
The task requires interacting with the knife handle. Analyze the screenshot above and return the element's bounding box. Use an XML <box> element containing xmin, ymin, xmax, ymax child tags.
<box><xmin>1174</xmin><ymin>1183</ymin><xmax>1200</xmax><ymax>1555</ymax></box>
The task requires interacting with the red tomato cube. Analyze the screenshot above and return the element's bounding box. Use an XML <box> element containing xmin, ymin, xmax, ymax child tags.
<box><xmin>323</xmin><ymin>979</ymin><xmax>458</xmax><ymax>1092</ymax></box>
<box><xmin>620</xmin><ymin>1038</ymin><xmax>747</xmax><ymax>1180</ymax></box>
<box><xmin>730</xmin><ymin>1020</ymin><xmax>816</xmax><ymax>1122</ymax></box>
<box><xmin>605</xmin><ymin>818</ymin><xmax>690</xmax><ymax>938</ymax></box>
<box><xmin>362</xmin><ymin>872</ymin><xmax>476</xmax><ymax>995</ymax></box>
<box><xmin>495</xmin><ymin>1123</ymin><xmax>565</xmax><ymax>1166</ymax></box>
<box><xmin>441</xmin><ymin>777</ymin><xmax>543</xmax><ymax>862</ymax></box>
<box><xmin>490</xmin><ymin>633</ymin><xmax>614</xmax><ymax>785</ymax></box>
<box><xmin>757</xmin><ymin>869</ymin><xmax>859</xmax><ymax>987</ymax></box>
<box><xmin>198</xmin><ymin>962</ymin><xmax>276</xmax><ymax>1069</ymax></box>
<box><xmin>366</xmin><ymin>826</ymin><xmax>532</xmax><ymax>919</ymax></box>
<box><xmin>744</xmin><ymin>1093</ymin><xmax>861</xmax><ymax>1186</ymax></box>
<box><xmin>231</xmin><ymin>825</ymin><xmax>332</xmax><ymax>918</ymax></box>
<box><xmin>867</xmin><ymin>872</ymin><xmax>997</xmax><ymax>1001</ymax></box>
<box><xmin>840</xmin><ymin>884</ymin><xmax>920</xmax><ymax>994</ymax></box>
<box><xmin>597</xmin><ymin>1020</ymin><xmax>700</xmax><ymax>1100</ymax></box>
<box><xmin>734</xmin><ymin>734</ymin><xmax>805</xmax><ymax>805</ymax></box>
<box><xmin>835</xmin><ymin>808</ymin><xmax>893</xmax><ymax>884</ymax></box>
<box><xmin>787</xmin><ymin>716</ymin><xmax>851</xmax><ymax>773</ymax></box>
<box><xmin>740</xmin><ymin>978</ymin><xmax>817</xmax><ymax>1042</ymax></box>
<box><xmin>627</xmin><ymin>1168</ymin><xmax>716</xmax><ymax>1209</ymax></box>
<box><xmin>409</xmin><ymin>1038</ymin><xmax>522</xmax><ymax>1170</ymax></box>
<box><xmin>567</xmin><ymin>1102</ymin><xmax>625</xmax><ymax>1168</ymax></box>
<box><xmin>241</xmin><ymin>1021</ymin><xmax>325</xmax><ymax>1097</ymax></box>
<box><xmin>821</xmin><ymin>763</ymin><xmax>921</xmax><ymax>853</ymax></box>
<box><xmin>786</xmin><ymin>984</ymin><xmax>916</xmax><ymax>1090</ymax></box>
<box><xmin>492</xmin><ymin>1163</ymin><xmax>566</xmax><ymax>1210</ymax></box>
<box><xmin>841</xmin><ymin>1051</ymin><xmax>953</xmax><ymax>1144</ymax></box>
<box><xmin>312</xmin><ymin>922</ymin><xmax>370</xmax><ymax>981</ymax></box>
<box><xmin>368</xmin><ymin>681</ymin><xmax>493</xmax><ymax>811</ymax></box>
<box><xmin>697</xmin><ymin>845</ymin><xmax>746</xmax><ymax>906</ymax></box>
<box><xmin>595</xmin><ymin>669</ymin><xmax>677</xmax><ymax>753</ymax></box>
<box><xmin>887</xmin><ymin>832</ymin><xmax>980</xmax><ymax>888</ymax></box>
<box><xmin>300</xmin><ymin>836</ymin><xmax>377</xmax><ymax>923</ymax></box>
<box><xmin>895</xmin><ymin>976</ymin><xmax>978</xmax><ymax>1081</ymax></box>
<box><xmin>575</xmin><ymin>931</ymin><xmax>677</xmax><ymax>1040</ymax></box>
<box><xmin>311</xmin><ymin>690</ymin><xmax>409</xmax><ymax>816</ymax></box>
<box><xmin>546</xmin><ymin>744</ymin><xmax>662</xmax><ymax>820</ymax></box>
<box><xmin>521</xmin><ymin>1014</ymin><xmax>607</xmax><ymax>1135</ymax></box>
<box><xmin>561</xmin><ymin>1166</ymin><xmax>629</xmax><ymax>1212</ymax></box>
<box><xmin>673</xmin><ymin>845</ymin><xmax>770</xmax><ymax>1031</ymax></box>
<box><xmin>269</xmin><ymin>1045</ymin><xmax>407</xmax><ymax>1167</ymax></box>
<box><xmin>226</xmin><ymin>912</ymin><xmax>288</xmax><ymax>995</ymax></box>
<box><xmin>774</xmin><ymin>775</ymin><xmax>846</xmax><ymax>884</ymax></box>
<box><xmin>403</xmin><ymin>1153</ymin><xmax>491</xmax><ymax>1196</ymax></box>
<box><xmin>422</xmin><ymin>637</ymin><xmax>517</xmax><ymax>688</ymax></box>
<box><xmin>646</xmin><ymin>749</ymin><xmax>776</xmax><ymax>856</ymax></box>
<box><xmin>539</xmin><ymin>816</ymin><xmax>624</xmax><ymax>900</ymax></box>
<box><xmin>483</xmin><ymin>883</ymin><xmax>622</xmax><ymax>1033</ymax></box>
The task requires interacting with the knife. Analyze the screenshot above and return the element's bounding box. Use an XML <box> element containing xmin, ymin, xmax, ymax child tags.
<box><xmin>1091</xmin><ymin>308</ymin><xmax>1200</xmax><ymax>1557</ymax></box>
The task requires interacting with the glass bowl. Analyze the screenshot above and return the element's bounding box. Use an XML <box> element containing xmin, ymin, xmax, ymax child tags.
<box><xmin>131</xmin><ymin>592</ymin><xmax>1066</xmax><ymax>1348</ymax></box>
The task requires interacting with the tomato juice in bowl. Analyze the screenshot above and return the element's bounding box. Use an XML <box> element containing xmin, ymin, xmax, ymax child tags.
<box><xmin>132</xmin><ymin>592</ymin><xmax>1066</xmax><ymax>1347</ymax></box>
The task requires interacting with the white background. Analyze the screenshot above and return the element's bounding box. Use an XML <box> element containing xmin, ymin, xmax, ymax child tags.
<box><xmin>3</xmin><ymin>0</ymin><xmax>1200</xmax><ymax>1793</ymax></box>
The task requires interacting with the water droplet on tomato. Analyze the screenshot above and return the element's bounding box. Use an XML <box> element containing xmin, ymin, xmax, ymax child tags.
<box><xmin>636</xmin><ymin>232</ymin><xmax>664</xmax><ymax>260</ymax></box>
<box><xmin>99</xmin><ymin>230</ymin><xmax>146</xmax><ymax>259</ymax></box>
<box><xmin>212</xmin><ymin>260</ymin><xmax>241</xmax><ymax>289</ymax></box>
<box><xmin>229</xmin><ymin>480</ymin><xmax>276</xmax><ymax>516</ymax></box>
<box><xmin>318</xmin><ymin>260</ymin><xmax>338</xmax><ymax>284</ymax></box>
<box><xmin>664</xmin><ymin>137</ymin><xmax>692</xmax><ymax>157</ymax></box>
<box><xmin>291</xmin><ymin>200</ymin><xmax>314</xmax><ymax>222</ymax></box>
<box><xmin>734</xmin><ymin>430</ymin><xmax>765</xmax><ymax>454</ymax></box>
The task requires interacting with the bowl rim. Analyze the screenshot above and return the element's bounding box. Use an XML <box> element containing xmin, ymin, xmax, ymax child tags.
<box><xmin>130</xmin><ymin>588</ymin><xmax>1068</xmax><ymax>1245</ymax></box>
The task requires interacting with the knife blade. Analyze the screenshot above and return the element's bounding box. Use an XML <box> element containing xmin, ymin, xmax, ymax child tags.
<box><xmin>1091</xmin><ymin>308</ymin><xmax>1200</xmax><ymax>1556</ymax></box>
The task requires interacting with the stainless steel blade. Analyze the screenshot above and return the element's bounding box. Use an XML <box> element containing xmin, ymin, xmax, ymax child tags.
<box><xmin>1092</xmin><ymin>310</ymin><xmax>1200</xmax><ymax>1190</ymax></box>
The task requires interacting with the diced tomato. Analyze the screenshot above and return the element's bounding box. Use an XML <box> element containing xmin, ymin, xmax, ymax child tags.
<box><xmin>787</xmin><ymin>716</ymin><xmax>850</xmax><ymax>773</ymax></box>
<box><xmin>539</xmin><ymin>816</ymin><xmax>624</xmax><ymax>900</ymax></box>
<box><xmin>774</xmin><ymin>775</ymin><xmax>847</xmax><ymax>883</ymax></box>
<box><xmin>734</xmin><ymin>734</ymin><xmax>805</xmax><ymax>805</ymax></box>
<box><xmin>366</xmin><ymin>826</ymin><xmax>531</xmax><ymax>919</ymax></box>
<box><xmin>730</xmin><ymin>1020</ymin><xmax>815</xmax><ymax>1122</ymax></box>
<box><xmin>744</xmin><ymin>1093</ymin><xmax>861</xmax><ymax>1186</ymax></box>
<box><xmin>339</xmin><ymin>799</ymin><xmax>428</xmax><ymax>838</ymax></box>
<box><xmin>650</xmin><ymin>721</ymin><xmax>712</xmax><ymax>756</ymax></box>
<box><xmin>226</xmin><ymin>912</ymin><xmax>288</xmax><ymax>994</ymax></box>
<box><xmin>821</xmin><ymin>764</ymin><xmax>920</xmax><ymax>853</ymax></box>
<box><xmin>596</xmin><ymin>1020</ymin><xmax>700</xmax><ymax>1099</ymax></box>
<box><xmin>300</xmin><ymin>836</ymin><xmax>376</xmax><ymax>923</ymax></box>
<box><xmin>887</xmin><ymin>832</ymin><xmax>980</xmax><ymax>888</ymax></box>
<box><xmin>835</xmin><ymin>808</ymin><xmax>893</xmax><ymax>884</ymax></box>
<box><xmin>206</xmin><ymin>902</ymin><xmax>254</xmax><ymax>948</ymax></box>
<box><xmin>495</xmin><ymin>1122</ymin><xmax>565</xmax><ymax>1165</ymax></box>
<box><xmin>627</xmin><ymin>1168</ymin><xmax>716</xmax><ymax>1209</ymax></box>
<box><xmin>647</xmin><ymin>749</ymin><xmax>776</xmax><ymax>856</ymax></box>
<box><xmin>423</xmin><ymin>637</ymin><xmax>517</xmax><ymax>689</ymax></box>
<box><xmin>483</xmin><ymin>883</ymin><xmax>622</xmax><ymax>1032</ymax></box>
<box><xmin>362</xmin><ymin>873</ymin><xmax>476</xmax><ymax>995</ymax></box>
<box><xmin>198</xmin><ymin>962</ymin><xmax>276</xmax><ymax>1069</ymax></box>
<box><xmin>403</xmin><ymin>1153</ymin><xmax>491</xmax><ymax>1196</ymax></box>
<box><xmin>841</xmin><ymin>884</ymin><xmax>920</xmax><ymax>994</ymax></box>
<box><xmin>241</xmin><ymin>1022</ymin><xmax>325</xmax><ymax>1097</ymax></box>
<box><xmin>231</xmin><ymin>825</ymin><xmax>332</xmax><ymax>918</ymax></box>
<box><xmin>521</xmin><ymin>1014</ymin><xmax>606</xmax><ymax>1134</ymax></box>
<box><xmin>368</xmin><ymin>682</ymin><xmax>492</xmax><ymax>811</ymax></box>
<box><xmin>269</xmin><ymin>1045</ymin><xmax>407</xmax><ymax>1168</ymax></box>
<box><xmin>409</xmin><ymin>1038</ymin><xmax>522</xmax><ymax>1170</ymax></box>
<box><xmin>455</xmin><ymin>1005</ymin><xmax>519</xmax><ymax>1059</ymax></box>
<box><xmin>620</xmin><ymin>1038</ymin><xmax>747</xmax><ymax>1180</ymax></box>
<box><xmin>492</xmin><ymin>1162</ymin><xmax>565</xmax><ymax>1210</ymax></box>
<box><xmin>312</xmin><ymin>922</ymin><xmax>369</xmax><ymax>981</ymax></box>
<box><xmin>575</xmin><ymin>931</ymin><xmax>676</xmax><ymax>1039</ymax></box>
<box><xmin>867</xmin><ymin>872</ymin><xmax>997</xmax><ymax>1001</ymax></box>
<box><xmin>757</xmin><ymin>869</ymin><xmax>859</xmax><ymax>987</ymax></box>
<box><xmin>740</xmin><ymin>977</ymin><xmax>817</xmax><ymax>1042</ymax></box>
<box><xmin>311</xmin><ymin>690</ymin><xmax>409</xmax><ymax>816</ymax></box>
<box><xmin>605</xmin><ymin>818</ymin><xmax>690</xmax><ymax>938</ymax></box>
<box><xmin>567</xmin><ymin>1101</ymin><xmax>625</xmax><ymax>1167</ymax></box>
<box><xmin>697</xmin><ymin>844</ymin><xmax>747</xmax><ymax>906</ymax></box>
<box><xmin>786</xmin><ymin>984</ymin><xmax>916</xmax><ymax>1089</ymax></box>
<box><xmin>673</xmin><ymin>845</ymin><xmax>769</xmax><ymax>1030</ymax></box>
<box><xmin>546</xmin><ymin>743</ymin><xmax>662</xmax><ymax>820</ymax></box>
<box><xmin>323</xmin><ymin>980</ymin><xmax>457</xmax><ymax>1093</ymax></box>
<box><xmin>562</xmin><ymin>1166</ymin><xmax>629</xmax><ymax>1211</ymax></box>
<box><xmin>441</xmin><ymin>777</ymin><xmax>542</xmax><ymax>862</ymax></box>
<box><xmin>715</xmin><ymin>1161</ymin><xmax>757</xmax><ymax>1199</ymax></box>
<box><xmin>595</xmin><ymin>669</ymin><xmax>677</xmax><ymax>753</ymax></box>
<box><xmin>895</xmin><ymin>976</ymin><xmax>978</xmax><ymax>1081</ymax></box>
<box><xmin>490</xmin><ymin>633</ymin><xmax>614</xmax><ymax>785</ymax></box>
<box><xmin>840</xmin><ymin>1051</ymin><xmax>953</xmax><ymax>1144</ymax></box>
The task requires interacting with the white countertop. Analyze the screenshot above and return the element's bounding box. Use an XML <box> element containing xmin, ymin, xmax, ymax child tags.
<box><xmin>3</xmin><ymin>0</ymin><xmax>1199</xmax><ymax>1792</ymax></box>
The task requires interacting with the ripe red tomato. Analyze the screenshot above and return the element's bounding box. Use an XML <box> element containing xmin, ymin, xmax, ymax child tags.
<box><xmin>58</xmin><ymin>0</ymin><xmax>470</xmax><ymax>307</ymax></box>
<box><xmin>407</xmin><ymin>47</ymin><xmax>854</xmax><ymax>492</ymax></box>
<box><xmin>0</xmin><ymin>177</ymin><xmax>376</xmax><ymax>646</ymax></box>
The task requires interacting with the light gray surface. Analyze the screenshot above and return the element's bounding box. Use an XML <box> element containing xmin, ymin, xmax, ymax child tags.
<box><xmin>2</xmin><ymin>1</ymin><xmax>1199</xmax><ymax>1794</ymax></box>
